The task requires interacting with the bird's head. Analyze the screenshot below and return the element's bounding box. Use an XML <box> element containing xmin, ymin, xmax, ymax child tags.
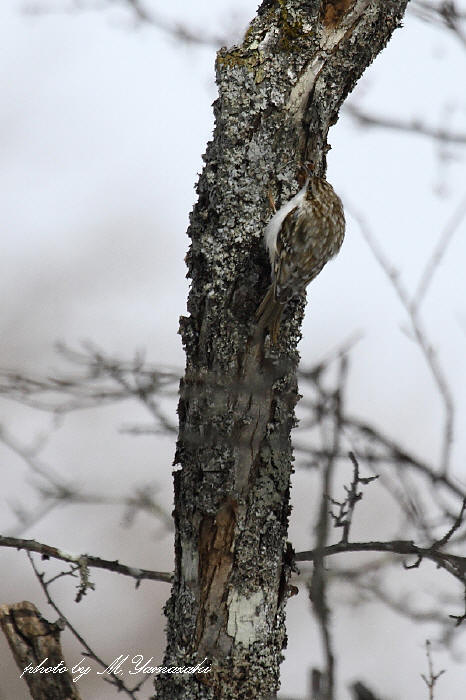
<box><xmin>297</xmin><ymin>160</ymin><xmax>315</xmax><ymax>186</ymax></box>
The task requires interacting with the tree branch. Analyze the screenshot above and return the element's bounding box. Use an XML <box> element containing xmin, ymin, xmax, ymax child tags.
<box><xmin>26</xmin><ymin>554</ymin><xmax>147</xmax><ymax>699</ymax></box>
<box><xmin>296</xmin><ymin>537</ymin><xmax>466</xmax><ymax>587</ymax></box>
<box><xmin>349</xmin><ymin>205</ymin><xmax>455</xmax><ymax>475</ymax></box>
<box><xmin>344</xmin><ymin>103</ymin><xmax>466</xmax><ymax>145</ymax></box>
<box><xmin>0</xmin><ymin>534</ymin><xmax>172</xmax><ymax>583</ymax></box>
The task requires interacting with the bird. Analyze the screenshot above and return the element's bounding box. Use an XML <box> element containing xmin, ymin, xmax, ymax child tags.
<box><xmin>255</xmin><ymin>166</ymin><xmax>345</xmax><ymax>344</ymax></box>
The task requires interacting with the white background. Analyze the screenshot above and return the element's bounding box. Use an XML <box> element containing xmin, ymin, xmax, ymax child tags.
<box><xmin>0</xmin><ymin>1</ymin><xmax>465</xmax><ymax>698</ymax></box>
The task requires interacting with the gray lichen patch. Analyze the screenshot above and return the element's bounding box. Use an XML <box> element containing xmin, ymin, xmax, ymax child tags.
<box><xmin>226</xmin><ymin>589</ymin><xmax>268</xmax><ymax>647</ymax></box>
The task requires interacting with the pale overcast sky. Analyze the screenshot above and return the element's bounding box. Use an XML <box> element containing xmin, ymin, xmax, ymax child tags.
<box><xmin>1</xmin><ymin>2</ymin><xmax>465</xmax><ymax>698</ymax></box>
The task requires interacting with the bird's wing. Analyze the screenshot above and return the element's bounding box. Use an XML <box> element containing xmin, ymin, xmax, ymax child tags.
<box><xmin>274</xmin><ymin>207</ymin><xmax>317</xmax><ymax>302</ymax></box>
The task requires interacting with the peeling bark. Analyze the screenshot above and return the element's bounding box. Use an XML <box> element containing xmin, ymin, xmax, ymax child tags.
<box><xmin>156</xmin><ymin>1</ymin><xmax>409</xmax><ymax>698</ymax></box>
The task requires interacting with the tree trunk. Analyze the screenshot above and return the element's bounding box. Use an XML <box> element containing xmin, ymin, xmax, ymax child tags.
<box><xmin>156</xmin><ymin>1</ymin><xmax>409</xmax><ymax>698</ymax></box>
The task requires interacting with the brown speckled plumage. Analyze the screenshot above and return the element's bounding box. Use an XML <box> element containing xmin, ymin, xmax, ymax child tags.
<box><xmin>256</xmin><ymin>175</ymin><xmax>345</xmax><ymax>343</ymax></box>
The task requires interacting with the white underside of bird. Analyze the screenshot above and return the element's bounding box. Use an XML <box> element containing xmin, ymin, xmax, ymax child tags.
<box><xmin>264</xmin><ymin>181</ymin><xmax>308</xmax><ymax>265</ymax></box>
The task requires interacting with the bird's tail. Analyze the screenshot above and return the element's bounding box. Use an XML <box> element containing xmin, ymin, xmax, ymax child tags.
<box><xmin>255</xmin><ymin>284</ymin><xmax>284</xmax><ymax>345</ymax></box>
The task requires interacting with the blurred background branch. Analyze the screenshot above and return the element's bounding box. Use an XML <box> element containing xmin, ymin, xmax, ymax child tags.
<box><xmin>1</xmin><ymin>0</ymin><xmax>465</xmax><ymax>697</ymax></box>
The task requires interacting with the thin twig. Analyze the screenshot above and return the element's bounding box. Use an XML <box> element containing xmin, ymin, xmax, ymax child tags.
<box><xmin>310</xmin><ymin>357</ymin><xmax>347</xmax><ymax>699</ymax></box>
<box><xmin>349</xmin><ymin>205</ymin><xmax>454</xmax><ymax>476</ymax></box>
<box><xmin>27</xmin><ymin>553</ymin><xmax>149</xmax><ymax>699</ymax></box>
<box><xmin>24</xmin><ymin>0</ymin><xmax>232</xmax><ymax>47</ymax></box>
<box><xmin>412</xmin><ymin>192</ymin><xmax>466</xmax><ymax>312</ymax></box>
<box><xmin>345</xmin><ymin>103</ymin><xmax>466</xmax><ymax>145</ymax></box>
<box><xmin>421</xmin><ymin>639</ymin><xmax>446</xmax><ymax>700</ymax></box>
<box><xmin>328</xmin><ymin>452</ymin><xmax>378</xmax><ymax>544</ymax></box>
<box><xmin>433</xmin><ymin>497</ymin><xmax>466</xmax><ymax>548</ymax></box>
<box><xmin>412</xmin><ymin>0</ymin><xmax>466</xmax><ymax>49</ymax></box>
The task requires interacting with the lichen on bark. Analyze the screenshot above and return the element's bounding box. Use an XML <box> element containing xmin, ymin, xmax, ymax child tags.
<box><xmin>155</xmin><ymin>2</ymin><xmax>410</xmax><ymax>699</ymax></box>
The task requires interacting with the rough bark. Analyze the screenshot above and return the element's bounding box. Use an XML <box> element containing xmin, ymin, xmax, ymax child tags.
<box><xmin>156</xmin><ymin>2</ymin><xmax>410</xmax><ymax>698</ymax></box>
<box><xmin>0</xmin><ymin>601</ymin><xmax>81</xmax><ymax>700</ymax></box>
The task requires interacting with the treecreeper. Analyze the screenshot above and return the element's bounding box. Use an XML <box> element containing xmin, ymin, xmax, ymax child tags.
<box><xmin>256</xmin><ymin>166</ymin><xmax>345</xmax><ymax>343</ymax></box>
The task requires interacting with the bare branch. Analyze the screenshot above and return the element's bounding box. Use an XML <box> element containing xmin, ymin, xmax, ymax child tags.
<box><xmin>122</xmin><ymin>0</ymin><xmax>232</xmax><ymax>46</ymax></box>
<box><xmin>0</xmin><ymin>418</ymin><xmax>172</xmax><ymax>536</ymax></box>
<box><xmin>345</xmin><ymin>103</ymin><xmax>466</xmax><ymax>145</ymax></box>
<box><xmin>0</xmin><ymin>422</ymin><xmax>67</xmax><ymax>487</ymax></box>
<box><xmin>413</xmin><ymin>0</ymin><xmax>466</xmax><ymax>22</ymax></box>
<box><xmin>412</xmin><ymin>0</ymin><xmax>466</xmax><ymax>49</ymax></box>
<box><xmin>24</xmin><ymin>0</ymin><xmax>234</xmax><ymax>47</ymax></box>
<box><xmin>0</xmin><ymin>342</ymin><xmax>179</xmax><ymax>422</ymax></box>
<box><xmin>309</xmin><ymin>357</ymin><xmax>348</xmax><ymax>699</ymax></box>
<box><xmin>328</xmin><ymin>452</ymin><xmax>378</xmax><ymax>544</ymax></box>
<box><xmin>412</xmin><ymin>192</ymin><xmax>466</xmax><ymax>312</ymax></box>
<box><xmin>297</xmin><ymin>356</ymin><xmax>465</xmax><ymax>516</ymax></box>
<box><xmin>0</xmin><ymin>534</ymin><xmax>173</xmax><ymax>583</ymax></box>
<box><xmin>296</xmin><ymin>538</ymin><xmax>466</xmax><ymax>588</ymax></box>
<box><xmin>433</xmin><ymin>497</ymin><xmax>466</xmax><ymax>548</ymax></box>
<box><xmin>349</xmin><ymin>205</ymin><xmax>454</xmax><ymax>475</ymax></box>
<box><xmin>27</xmin><ymin>554</ymin><xmax>148</xmax><ymax>699</ymax></box>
